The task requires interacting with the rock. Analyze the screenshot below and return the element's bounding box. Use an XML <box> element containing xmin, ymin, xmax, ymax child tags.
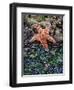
<box><xmin>54</xmin><ymin>28</ymin><xmax>63</xmax><ymax>42</ymax></box>
<box><xmin>50</xmin><ymin>51</ymin><xmax>55</xmax><ymax>55</ymax></box>
<box><xmin>40</xmin><ymin>20</ymin><xmax>51</xmax><ymax>29</ymax></box>
<box><xmin>55</xmin><ymin>29</ymin><xmax>61</xmax><ymax>35</ymax></box>
<box><xmin>54</xmin><ymin>34</ymin><xmax>63</xmax><ymax>42</ymax></box>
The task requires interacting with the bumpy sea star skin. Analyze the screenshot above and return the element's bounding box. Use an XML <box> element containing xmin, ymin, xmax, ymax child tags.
<box><xmin>30</xmin><ymin>24</ymin><xmax>56</xmax><ymax>49</ymax></box>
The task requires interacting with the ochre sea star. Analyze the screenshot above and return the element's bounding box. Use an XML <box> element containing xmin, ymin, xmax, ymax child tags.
<box><xmin>30</xmin><ymin>24</ymin><xmax>56</xmax><ymax>49</ymax></box>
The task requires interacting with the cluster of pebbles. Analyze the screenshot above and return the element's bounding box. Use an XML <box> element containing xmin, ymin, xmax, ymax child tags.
<box><xmin>22</xmin><ymin>15</ymin><xmax>63</xmax><ymax>75</ymax></box>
